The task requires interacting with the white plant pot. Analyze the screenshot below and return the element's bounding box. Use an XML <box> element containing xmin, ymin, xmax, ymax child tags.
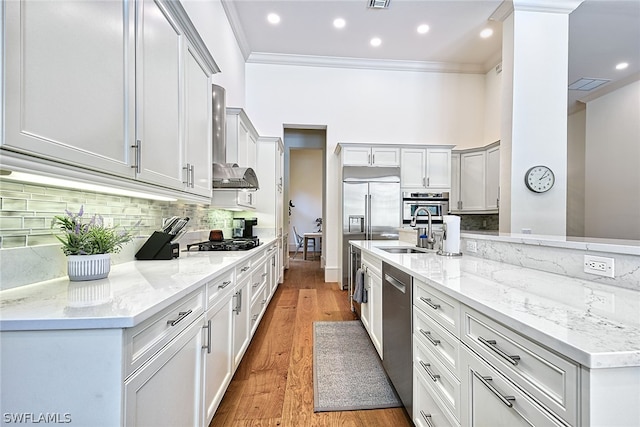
<box><xmin>67</xmin><ymin>254</ymin><xmax>111</xmax><ymax>281</ymax></box>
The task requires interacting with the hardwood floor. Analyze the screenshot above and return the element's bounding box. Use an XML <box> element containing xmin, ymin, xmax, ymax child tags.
<box><xmin>209</xmin><ymin>256</ymin><xmax>413</xmax><ymax>427</ymax></box>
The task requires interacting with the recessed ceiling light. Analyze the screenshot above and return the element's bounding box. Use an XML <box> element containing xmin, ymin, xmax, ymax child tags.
<box><xmin>480</xmin><ymin>28</ymin><xmax>493</xmax><ymax>38</ymax></box>
<box><xmin>333</xmin><ymin>18</ymin><xmax>346</xmax><ymax>29</ymax></box>
<box><xmin>267</xmin><ymin>13</ymin><xmax>280</xmax><ymax>24</ymax></box>
<box><xmin>370</xmin><ymin>37</ymin><xmax>382</xmax><ymax>47</ymax></box>
<box><xmin>417</xmin><ymin>24</ymin><xmax>429</xmax><ymax>34</ymax></box>
<box><xmin>616</xmin><ymin>62</ymin><xmax>629</xmax><ymax>70</ymax></box>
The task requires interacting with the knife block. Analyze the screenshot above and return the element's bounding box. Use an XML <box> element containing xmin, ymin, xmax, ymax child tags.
<box><xmin>135</xmin><ymin>231</ymin><xmax>179</xmax><ymax>260</ymax></box>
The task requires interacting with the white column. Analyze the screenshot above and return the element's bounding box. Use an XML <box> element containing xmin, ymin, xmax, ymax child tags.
<box><xmin>498</xmin><ymin>0</ymin><xmax>583</xmax><ymax>236</ymax></box>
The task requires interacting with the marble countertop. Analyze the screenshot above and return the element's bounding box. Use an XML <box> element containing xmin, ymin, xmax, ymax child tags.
<box><xmin>0</xmin><ymin>238</ymin><xmax>277</xmax><ymax>331</ymax></box>
<box><xmin>352</xmin><ymin>240</ymin><xmax>640</xmax><ymax>369</ymax></box>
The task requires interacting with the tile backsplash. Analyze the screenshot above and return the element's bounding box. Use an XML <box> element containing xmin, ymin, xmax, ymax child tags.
<box><xmin>0</xmin><ymin>180</ymin><xmax>235</xmax><ymax>289</ymax></box>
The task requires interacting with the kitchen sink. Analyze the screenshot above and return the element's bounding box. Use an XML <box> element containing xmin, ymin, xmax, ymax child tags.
<box><xmin>376</xmin><ymin>246</ymin><xmax>433</xmax><ymax>254</ymax></box>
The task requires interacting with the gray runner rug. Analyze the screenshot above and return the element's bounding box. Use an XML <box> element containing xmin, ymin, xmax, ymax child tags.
<box><xmin>313</xmin><ymin>320</ymin><xmax>402</xmax><ymax>412</ymax></box>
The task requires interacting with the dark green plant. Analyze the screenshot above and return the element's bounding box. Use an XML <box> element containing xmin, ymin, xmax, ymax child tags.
<box><xmin>51</xmin><ymin>206</ymin><xmax>136</xmax><ymax>255</ymax></box>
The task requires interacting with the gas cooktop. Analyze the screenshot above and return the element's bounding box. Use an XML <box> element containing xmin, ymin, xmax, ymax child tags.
<box><xmin>186</xmin><ymin>238</ymin><xmax>260</xmax><ymax>252</ymax></box>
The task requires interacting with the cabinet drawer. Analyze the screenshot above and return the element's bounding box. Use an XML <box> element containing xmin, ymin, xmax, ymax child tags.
<box><xmin>461</xmin><ymin>346</ymin><xmax>567</xmax><ymax>427</ymax></box>
<box><xmin>235</xmin><ymin>255</ymin><xmax>255</xmax><ymax>282</ymax></box>
<box><xmin>414</xmin><ymin>367</ymin><xmax>460</xmax><ymax>427</ymax></box>
<box><xmin>414</xmin><ymin>307</ymin><xmax>461</xmax><ymax>378</ymax></box>
<box><xmin>362</xmin><ymin>252</ymin><xmax>382</xmax><ymax>277</ymax></box>
<box><xmin>461</xmin><ymin>306</ymin><xmax>578</xmax><ymax>426</ymax></box>
<box><xmin>414</xmin><ymin>278</ymin><xmax>460</xmax><ymax>337</ymax></box>
<box><xmin>250</xmin><ymin>259</ymin><xmax>269</xmax><ymax>304</ymax></box>
<box><xmin>414</xmin><ymin>339</ymin><xmax>461</xmax><ymax>421</ymax></box>
<box><xmin>250</xmin><ymin>286</ymin><xmax>268</xmax><ymax>332</ymax></box>
<box><xmin>206</xmin><ymin>268</ymin><xmax>234</xmax><ymax>309</ymax></box>
<box><xmin>124</xmin><ymin>288</ymin><xmax>205</xmax><ymax>377</ymax></box>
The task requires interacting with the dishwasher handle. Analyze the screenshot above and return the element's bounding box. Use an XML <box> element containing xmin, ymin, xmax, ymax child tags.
<box><xmin>384</xmin><ymin>273</ymin><xmax>407</xmax><ymax>294</ymax></box>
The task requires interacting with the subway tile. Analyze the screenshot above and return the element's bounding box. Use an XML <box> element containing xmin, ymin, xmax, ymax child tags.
<box><xmin>0</xmin><ymin>181</ymin><xmax>26</xmax><ymax>192</ymax></box>
<box><xmin>23</xmin><ymin>184</ymin><xmax>47</xmax><ymax>195</ymax></box>
<box><xmin>0</xmin><ymin>190</ymin><xmax>28</xmax><ymax>198</ymax></box>
<box><xmin>1</xmin><ymin>198</ymin><xmax>28</xmax><ymax>211</ymax></box>
<box><xmin>24</xmin><ymin>217</ymin><xmax>48</xmax><ymax>229</ymax></box>
<box><xmin>1</xmin><ymin>235</ymin><xmax>27</xmax><ymax>248</ymax></box>
<box><xmin>27</xmin><ymin>234</ymin><xmax>60</xmax><ymax>246</ymax></box>
<box><xmin>0</xmin><ymin>217</ymin><xmax>23</xmax><ymax>229</ymax></box>
<box><xmin>27</xmin><ymin>200</ymin><xmax>68</xmax><ymax>212</ymax></box>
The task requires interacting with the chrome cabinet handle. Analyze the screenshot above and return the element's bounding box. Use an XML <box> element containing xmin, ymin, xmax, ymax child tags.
<box><xmin>233</xmin><ymin>290</ymin><xmax>242</xmax><ymax>314</ymax></box>
<box><xmin>419</xmin><ymin>360</ymin><xmax>440</xmax><ymax>382</ymax></box>
<box><xmin>252</xmin><ymin>281</ymin><xmax>260</xmax><ymax>288</ymax></box>
<box><xmin>252</xmin><ymin>314</ymin><xmax>258</xmax><ymax>322</ymax></box>
<box><xmin>190</xmin><ymin>164</ymin><xmax>195</xmax><ymax>188</ymax></box>
<box><xmin>261</xmin><ymin>272</ymin><xmax>268</xmax><ymax>278</ymax></box>
<box><xmin>420</xmin><ymin>411</ymin><xmax>435</xmax><ymax>427</ymax></box>
<box><xmin>167</xmin><ymin>309</ymin><xmax>192</xmax><ymax>327</ymax></box>
<box><xmin>419</xmin><ymin>328</ymin><xmax>440</xmax><ymax>347</ymax></box>
<box><xmin>427</xmin><ymin>176</ymin><xmax>430</xmax><ymax>187</ymax></box>
<box><xmin>202</xmin><ymin>319</ymin><xmax>211</xmax><ymax>354</ymax></box>
<box><xmin>131</xmin><ymin>140</ymin><xmax>141</xmax><ymax>173</ymax></box>
<box><xmin>420</xmin><ymin>297</ymin><xmax>440</xmax><ymax>310</ymax></box>
<box><xmin>478</xmin><ymin>336</ymin><xmax>520</xmax><ymax>366</ymax></box>
<box><xmin>218</xmin><ymin>280</ymin><xmax>231</xmax><ymax>289</ymax></box>
<box><xmin>240</xmin><ymin>266</ymin><xmax>250</xmax><ymax>272</ymax></box>
<box><xmin>183</xmin><ymin>163</ymin><xmax>190</xmax><ymax>186</ymax></box>
<box><xmin>473</xmin><ymin>371</ymin><xmax>516</xmax><ymax>408</ymax></box>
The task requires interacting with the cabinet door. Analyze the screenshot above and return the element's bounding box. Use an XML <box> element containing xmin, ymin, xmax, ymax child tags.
<box><xmin>369</xmin><ymin>268</ymin><xmax>383</xmax><ymax>358</ymax></box>
<box><xmin>426</xmin><ymin>149</ymin><xmax>452</xmax><ymax>188</ymax></box>
<box><xmin>371</xmin><ymin>147</ymin><xmax>400</xmax><ymax>166</ymax></box>
<box><xmin>360</xmin><ymin>270</ymin><xmax>372</xmax><ymax>333</ymax></box>
<box><xmin>232</xmin><ymin>277</ymin><xmax>251</xmax><ymax>369</ymax></box>
<box><xmin>2</xmin><ymin>0</ymin><xmax>135</xmax><ymax>177</ymax></box>
<box><xmin>124</xmin><ymin>316</ymin><xmax>203</xmax><ymax>427</ymax></box>
<box><xmin>401</xmin><ymin>148</ymin><xmax>427</xmax><ymax>189</ymax></box>
<box><xmin>461</xmin><ymin>348</ymin><xmax>565</xmax><ymax>427</ymax></box>
<box><xmin>203</xmin><ymin>292</ymin><xmax>234</xmax><ymax>424</ymax></box>
<box><xmin>460</xmin><ymin>151</ymin><xmax>486</xmax><ymax>211</ymax></box>
<box><xmin>184</xmin><ymin>44</ymin><xmax>212</xmax><ymax>197</ymax></box>
<box><xmin>485</xmin><ymin>146</ymin><xmax>500</xmax><ymax>210</ymax></box>
<box><xmin>135</xmin><ymin>0</ymin><xmax>184</xmax><ymax>189</ymax></box>
<box><xmin>342</xmin><ymin>146</ymin><xmax>372</xmax><ymax>166</ymax></box>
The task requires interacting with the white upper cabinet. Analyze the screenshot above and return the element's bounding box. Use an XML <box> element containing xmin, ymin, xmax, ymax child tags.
<box><xmin>401</xmin><ymin>147</ymin><xmax>452</xmax><ymax>190</ymax></box>
<box><xmin>460</xmin><ymin>151</ymin><xmax>486</xmax><ymax>211</ymax></box>
<box><xmin>451</xmin><ymin>142</ymin><xmax>499</xmax><ymax>212</ymax></box>
<box><xmin>342</xmin><ymin>146</ymin><xmax>400</xmax><ymax>167</ymax></box>
<box><xmin>255</xmin><ymin>137</ymin><xmax>284</xmax><ymax>237</ymax></box>
<box><xmin>484</xmin><ymin>145</ymin><xmax>500</xmax><ymax>210</ymax></box>
<box><xmin>2</xmin><ymin>0</ymin><xmax>136</xmax><ymax>177</ymax></box>
<box><xmin>222</xmin><ymin>108</ymin><xmax>259</xmax><ymax>209</ymax></box>
<box><xmin>2</xmin><ymin>0</ymin><xmax>219</xmax><ymax>201</ymax></box>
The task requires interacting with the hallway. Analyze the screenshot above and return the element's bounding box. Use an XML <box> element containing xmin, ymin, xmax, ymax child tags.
<box><xmin>208</xmin><ymin>256</ymin><xmax>412</xmax><ymax>427</ymax></box>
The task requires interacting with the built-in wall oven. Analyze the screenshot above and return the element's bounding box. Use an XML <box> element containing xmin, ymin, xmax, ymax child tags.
<box><xmin>402</xmin><ymin>192</ymin><xmax>449</xmax><ymax>225</ymax></box>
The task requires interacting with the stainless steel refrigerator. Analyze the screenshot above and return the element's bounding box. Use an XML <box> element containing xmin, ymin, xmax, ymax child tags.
<box><xmin>342</xmin><ymin>166</ymin><xmax>401</xmax><ymax>315</ymax></box>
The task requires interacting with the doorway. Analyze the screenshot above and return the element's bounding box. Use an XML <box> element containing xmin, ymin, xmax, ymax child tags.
<box><xmin>284</xmin><ymin>128</ymin><xmax>326</xmax><ymax>264</ymax></box>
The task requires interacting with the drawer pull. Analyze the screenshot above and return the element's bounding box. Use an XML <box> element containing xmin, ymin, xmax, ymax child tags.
<box><xmin>420</xmin><ymin>297</ymin><xmax>441</xmax><ymax>310</ymax></box>
<box><xmin>202</xmin><ymin>320</ymin><xmax>211</xmax><ymax>354</ymax></box>
<box><xmin>473</xmin><ymin>371</ymin><xmax>516</xmax><ymax>408</ymax></box>
<box><xmin>261</xmin><ymin>272</ymin><xmax>268</xmax><ymax>278</ymax></box>
<box><xmin>252</xmin><ymin>282</ymin><xmax>260</xmax><ymax>288</ymax></box>
<box><xmin>478</xmin><ymin>336</ymin><xmax>521</xmax><ymax>366</ymax></box>
<box><xmin>419</xmin><ymin>360</ymin><xmax>440</xmax><ymax>382</ymax></box>
<box><xmin>419</xmin><ymin>329</ymin><xmax>441</xmax><ymax>347</ymax></box>
<box><xmin>420</xmin><ymin>411</ymin><xmax>435</xmax><ymax>427</ymax></box>
<box><xmin>218</xmin><ymin>280</ymin><xmax>232</xmax><ymax>289</ymax></box>
<box><xmin>167</xmin><ymin>309</ymin><xmax>193</xmax><ymax>327</ymax></box>
<box><xmin>240</xmin><ymin>266</ymin><xmax>250</xmax><ymax>272</ymax></box>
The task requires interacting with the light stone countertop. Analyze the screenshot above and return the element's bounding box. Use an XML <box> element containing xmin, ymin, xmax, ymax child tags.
<box><xmin>0</xmin><ymin>237</ymin><xmax>277</xmax><ymax>331</ymax></box>
<box><xmin>352</xmin><ymin>240</ymin><xmax>640</xmax><ymax>369</ymax></box>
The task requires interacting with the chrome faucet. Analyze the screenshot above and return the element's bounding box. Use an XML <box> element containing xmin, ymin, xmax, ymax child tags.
<box><xmin>411</xmin><ymin>207</ymin><xmax>435</xmax><ymax>248</ymax></box>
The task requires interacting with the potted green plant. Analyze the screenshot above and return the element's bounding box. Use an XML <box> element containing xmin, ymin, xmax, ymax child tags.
<box><xmin>51</xmin><ymin>206</ymin><xmax>136</xmax><ymax>281</ymax></box>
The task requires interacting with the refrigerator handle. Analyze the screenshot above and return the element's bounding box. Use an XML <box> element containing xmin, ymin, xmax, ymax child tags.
<box><xmin>367</xmin><ymin>194</ymin><xmax>372</xmax><ymax>239</ymax></box>
<box><xmin>364</xmin><ymin>195</ymin><xmax>369</xmax><ymax>239</ymax></box>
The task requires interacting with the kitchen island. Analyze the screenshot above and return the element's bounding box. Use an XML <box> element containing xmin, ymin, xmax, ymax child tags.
<box><xmin>351</xmin><ymin>239</ymin><xmax>640</xmax><ymax>427</ymax></box>
<box><xmin>0</xmin><ymin>237</ymin><xmax>279</xmax><ymax>427</ymax></box>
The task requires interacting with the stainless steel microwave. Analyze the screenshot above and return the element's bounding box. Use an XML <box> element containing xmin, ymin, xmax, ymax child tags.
<box><xmin>402</xmin><ymin>192</ymin><xmax>449</xmax><ymax>224</ymax></box>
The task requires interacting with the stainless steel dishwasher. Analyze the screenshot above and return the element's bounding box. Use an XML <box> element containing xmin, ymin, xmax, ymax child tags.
<box><xmin>382</xmin><ymin>261</ymin><xmax>412</xmax><ymax>417</ymax></box>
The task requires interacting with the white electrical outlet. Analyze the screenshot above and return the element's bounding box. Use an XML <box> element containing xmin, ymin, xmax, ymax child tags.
<box><xmin>103</xmin><ymin>217</ymin><xmax>114</xmax><ymax>228</ymax></box>
<box><xmin>584</xmin><ymin>255</ymin><xmax>615</xmax><ymax>278</ymax></box>
<box><xmin>466</xmin><ymin>240</ymin><xmax>478</xmax><ymax>253</ymax></box>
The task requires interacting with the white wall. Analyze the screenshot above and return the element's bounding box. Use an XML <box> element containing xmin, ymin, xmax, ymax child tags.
<box><xmin>584</xmin><ymin>79</ymin><xmax>640</xmax><ymax>239</ymax></box>
<box><xmin>245</xmin><ymin>62</ymin><xmax>487</xmax><ymax>281</ymax></box>
<box><xmin>290</xmin><ymin>149</ymin><xmax>323</xmax><ymax>251</ymax></box>
<box><xmin>483</xmin><ymin>64</ymin><xmax>502</xmax><ymax>145</ymax></box>
<box><xmin>181</xmin><ymin>0</ymin><xmax>246</xmax><ymax>107</ymax></box>
<box><xmin>567</xmin><ymin>109</ymin><xmax>586</xmax><ymax>237</ymax></box>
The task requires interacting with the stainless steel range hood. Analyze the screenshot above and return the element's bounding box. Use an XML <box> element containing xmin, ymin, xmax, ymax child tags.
<box><xmin>211</xmin><ymin>85</ymin><xmax>259</xmax><ymax>191</ymax></box>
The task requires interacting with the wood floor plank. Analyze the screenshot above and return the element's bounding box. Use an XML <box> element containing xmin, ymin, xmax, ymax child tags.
<box><xmin>209</xmin><ymin>257</ymin><xmax>413</xmax><ymax>427</ymax></box>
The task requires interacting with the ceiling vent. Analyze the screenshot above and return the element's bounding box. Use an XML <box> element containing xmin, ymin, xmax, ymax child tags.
<box><xmin>568</xmin><ymin>78</ymin><xmax>610</xmax><ymax>91</ymax></box>
<box><xmin>368</xmin><ymin>0</ymin><xmax>390</xmax><ymax>9</ymax></box>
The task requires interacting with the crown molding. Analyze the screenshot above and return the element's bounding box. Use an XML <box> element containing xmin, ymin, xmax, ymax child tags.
<box><xmin>512</xmin><ymin>0</ymin><xmax>584</xmax><ymax>14</ymax></box>
<box><xmin>220</xmin><ymin>0</ymin><xmax>251</xmax><ymax>61</ymax></box>
<box><xmin>246</xmin><ymin>52</ymin><xmax>490</xmax><ymax>74</ymax></box>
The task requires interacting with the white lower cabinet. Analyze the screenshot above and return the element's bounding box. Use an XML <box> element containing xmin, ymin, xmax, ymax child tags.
<box><xmin>461</xmin><ymin>346</ymin><xmax>566</xmax><ymax>427</ymax></box>
<box><xmin>414</xmin><ymin>366</ymin><xmax>460</xmax><ymax>427</ymax></box>
<box><xmin>124</xmin><ymin>315</ymin><xmax>204</xmax><ymax>427</ymax></box>
<box><xmin>232</xmin><ymin>273</ymin><xmax>251</xmax><ymax>370</ymax></box>
<box><xmin>361</xmin><ymin>251</ymin><xmax>383</xmax><ymax>357</ymax></box>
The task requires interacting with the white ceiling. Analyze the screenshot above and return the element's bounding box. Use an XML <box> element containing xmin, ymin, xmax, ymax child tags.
<box><xmin>222</xmin><ymin>0</ymin><xmax>640</xmax><ymax>110</ymax></box>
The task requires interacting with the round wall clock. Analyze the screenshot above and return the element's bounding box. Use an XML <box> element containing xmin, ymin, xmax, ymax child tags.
<box><xmin>525</xmin><ymin>165</ymin><xmax>555</xmax><ymax>193</ymax></box>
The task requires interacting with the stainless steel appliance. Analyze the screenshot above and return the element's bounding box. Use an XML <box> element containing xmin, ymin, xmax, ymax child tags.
<box><xmin>232</xmin><ymin>217</ymin><xmax>258</xmax><ymax>238</ymax></box>
<box><xmin>382</xmin><ymin>261</ymin><xmax>413</xmax><ymax>417</ymax></box>
<box><xmin>402</xmin><ymin>191</ymin><xmax>449</xmax><ymax>225</ymax></box>
<box><xmin>342</xmin><ymin>166</ymin><xmax>401</xmax><ymax>313</ymax></box>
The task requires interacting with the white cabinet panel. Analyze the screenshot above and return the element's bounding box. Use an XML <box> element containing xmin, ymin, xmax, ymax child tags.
<box><xmin>460</xmin><ymin>151</ymin><xmax>486</xmax><ymax>211</ymax></box>
<box><xmin>426</xmin><ymin>148</ymin><xmax>452</xmax><ymax>189</ymax></box>
<box><xmin>401</xmin><ymin>148</ymin><xmax>427</xmax><ymax>188</ymax></box>
<box><xmin>371</xmin><ymin>147</ymin><xmax>400</xmax><ymax>166</ymax></box>
<box><xmin>2</xmin><ymin>0</ymin><xmax>135</xmax><ymax>177</ymax></box>
<box><xmin>342</xmin><ymin>146</ymin><xmax>400</xmax><ymax>166</ymax></box>
<box><xmin>485</xmin><ymin>146</ymin><xmax>500</xmax><ymax>210</ymax></box>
